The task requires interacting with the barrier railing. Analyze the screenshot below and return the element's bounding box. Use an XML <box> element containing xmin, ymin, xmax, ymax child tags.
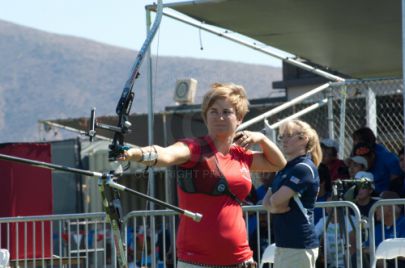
<box><xmin>0</xmin><ymin>201</ymin><xmax>378</xmax><ymax>268</ymax></box>
<box><xmin>368</xmin><ymin>198</ymin><xmax>405</xmax><ymax>267</ymax></box>
<box><xmin>123</xmin><ymin>209</ymin><xmax>178</xmax><ymax>268</ymax></box>
<box><xmin>315</xmin><ymin>201</ymin><xmax>363</xmax><ymax>268</ymax></box>
<box><xmin>0</xmin><ymin>212</ymin><xmax>111</xmax><ymax>268</ymax></box>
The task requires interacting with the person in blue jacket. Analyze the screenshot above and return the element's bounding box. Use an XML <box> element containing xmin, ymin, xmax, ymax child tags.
<box><xmin>352</xmin><ymin>127</ymin><xmax>402</xmax><ymax>194</ymax></box>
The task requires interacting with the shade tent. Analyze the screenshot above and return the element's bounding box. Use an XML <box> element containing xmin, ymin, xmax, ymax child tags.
<box><xmin>143</xmin><ymin>1</ymin><xmax>405</xmax><ymax>207</ymax></box>
<box><xmin>163</xmin><ymin>0</ymin><xmax>401</xmax><ymax>79</ymax></box>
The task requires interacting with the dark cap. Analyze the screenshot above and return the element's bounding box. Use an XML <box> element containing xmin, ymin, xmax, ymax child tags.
<box><xmin>352</xmin><ymin>142</ymin><xmax>374</xmax><ymax>156</ymax></box>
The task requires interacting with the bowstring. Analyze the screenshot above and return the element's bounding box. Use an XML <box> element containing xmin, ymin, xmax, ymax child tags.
<box><xmin>145</xmin><ymin>14</ymin><xmax>162</xmax><ymax>212</ymax></box>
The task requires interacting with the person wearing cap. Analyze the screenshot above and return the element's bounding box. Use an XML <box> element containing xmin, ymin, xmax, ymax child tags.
<box><xmin>348</xmin><ymin>150</ymin><xmax>376</xmax><ymax>202</ymax></box>
<box><xmin>340</xmin><ymin>163</ymin><xmax>377</xmax><ymax>217</ymax></box>
<box><xmin>347</xmin><ymin>170</ymin><xmax>376</xmax><ymax>268</ymax></box>
<box><xmin>353</xmin><ymin>171</ymin><xmax>377</xmax><ymax>218</ymax></box>
<box><xmin>352</xmin><ymin>127</ymin><xmax>402</xmax><ymax>194</ymax></box>
<box><xmin>347</xmin><ymin>155</ymin><xmax>369</xmax><ymax>177</ymax></box>
<box><xmin>352</xmin><ymin>142</ymin><xmax>402</xmax><ymax>195</ymax></box>
<box><xmin>320</xmin><ymin>138</ymin><xmax>349</xmax><ymax>181</ymax></box>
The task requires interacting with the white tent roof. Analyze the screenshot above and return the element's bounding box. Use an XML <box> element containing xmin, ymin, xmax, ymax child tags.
<box><xmin>165</xmin><ymin>0</ymin><xmax>401</xmax><ymax>79</ymax></box>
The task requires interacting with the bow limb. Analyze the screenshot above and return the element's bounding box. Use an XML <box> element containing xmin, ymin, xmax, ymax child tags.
<box><xmin>102</xmin><ymin>2</ymin><xmax>164</xmax><ymax>268</ymax></box>
<box><xmin>120</xmin><ymin>0</ymin><xmax>163</xmax><ymax>93</ymax></box>
<box><xmin>110</xmin><ymin>0</ymin><xmax>164</xmax><ymax>159</ymax></box>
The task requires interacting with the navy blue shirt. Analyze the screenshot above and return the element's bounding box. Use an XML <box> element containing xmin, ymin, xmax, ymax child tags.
<box><xmin>271</xmin><ymin>155</ymin><xmax>320</xmax><ymax>249</ymax></box>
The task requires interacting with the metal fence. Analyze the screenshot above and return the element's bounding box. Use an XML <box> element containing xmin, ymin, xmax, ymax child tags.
<box><xmin>0</xmin><ymin>200</ymin><xmax>372</xmax><ymax>268</ymax></box>
<box><xmin>328</xmin><ymin>78</ymin><xmax>403</xmax><ymax>157</ymax></box>
<box><xmin>314</xmin><ymin>201</ymin><xmax>363</xmax><ymax>268</ymax></box>
<box><xmin>123</xmin><ymin>210</ymin><xmax>177</xmax><ymax>268</ymax></box>
<box><xmin>0</xmin><ymin>212</ymin><xmax>114</xmax><ymax>268</ymax></box>
<box><xmin>368</xmin><ymin>198</ymin><xmax>405</xmax><ymax>268</ymax></box>
<box><xmin>252</xmin><ymin>78</ymin><xmax>403</xmax><ymax>159</ymax></box>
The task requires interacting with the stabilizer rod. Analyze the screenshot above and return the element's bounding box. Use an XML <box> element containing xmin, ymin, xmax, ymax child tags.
<box><xmin>0</xmin><ymin>153</ymin><xmax>203</xmax><ymax>222</ymax></box>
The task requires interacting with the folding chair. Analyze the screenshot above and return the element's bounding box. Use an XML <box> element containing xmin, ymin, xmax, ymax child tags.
<box><xmin>0</xmin><ymin>249</ymin><xmax>10</xmax><ymax>267</ymax></box>
<box><xmin>260</xmin><ymin>243</ymin><xmax>276</xmax><ymax>268</ymax></box>
<box><xmin>371</xmin><ymin>238</ymin><xmax>405</xmax><ymax>268</ymax></box>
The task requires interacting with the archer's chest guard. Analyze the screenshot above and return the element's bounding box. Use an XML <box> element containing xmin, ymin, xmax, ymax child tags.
<box><xmin>176</xmin><ymin>138</ymin><xmax>230</xmax><ymax>196</ymax></box>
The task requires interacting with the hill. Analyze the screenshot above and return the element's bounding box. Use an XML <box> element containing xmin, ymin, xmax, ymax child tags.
<box><xmin>0</xmin><ymin>19</ymin><xmax>281</xmax><ymax>142</ymax></box>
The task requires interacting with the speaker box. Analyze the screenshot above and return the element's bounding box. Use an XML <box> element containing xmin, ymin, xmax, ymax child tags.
<box><xmin>173</xmin><ymin>78</ymin><xmax>197</xmax><ymax>105</ymax></box>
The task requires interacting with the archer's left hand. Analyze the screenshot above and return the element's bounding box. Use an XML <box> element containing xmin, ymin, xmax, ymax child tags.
<box><xmin>233</xmin><ymin>131</ymin><xmax>265</xmax><ymax>149</ymax></box>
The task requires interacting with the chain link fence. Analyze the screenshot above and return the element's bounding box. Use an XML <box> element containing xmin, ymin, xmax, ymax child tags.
<box><xmin>330</xmin><ymin>78</ymin><xmax>403</xmax><ymax>157</ymax></box>
<box><xmin>261</xmin><ymin>78</ymin><xmax>403</xmax><ymax>159</ymax></box>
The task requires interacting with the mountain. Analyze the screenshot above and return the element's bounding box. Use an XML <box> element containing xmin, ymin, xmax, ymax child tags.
<box><xmin>0</xmin><ymin>19</ymin><xmax>281</xmax><ymax>142</ymax></box>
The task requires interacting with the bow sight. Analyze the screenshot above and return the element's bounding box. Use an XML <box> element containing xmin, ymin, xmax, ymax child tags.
<box><xmin>87</xmin><ymin>107</ymin><xmax>132</xmax><ymax>160</ymax></box>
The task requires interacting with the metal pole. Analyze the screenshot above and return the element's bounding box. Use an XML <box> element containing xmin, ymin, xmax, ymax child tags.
<box><xmin>402</xmin><ymin>0</ymin><xmax>405</xmax><ymax>158</ymax></box>
<box><xmin>162</xmin><ymin>113</ymin><xmax>170</xmax><ymax>203</ymax></box>
<box><xmin>0</xmin><ymin>153</ymin><xmax>103</xmax><ymax>178</ymax></box>
<box><xmin>269</xmin><ymin>99</ymin><xmax>328</xmax><ymax>129</ymax></box>
<box><xmin>108</xmin><ymin>180</ymin><xmax>202</xmax><ymax>222</ymax></box>
<box><xmin>327</xmin><ymin>87</ymin><xmax>335</xmax><ymax>139</ymax></box>
<box><xmin>366</xmin><ymin>87</ymin><xmax>377</xmax><ymax>135</ymax></box>
<box><xmin>146</xmin><ymin>7</ymin><xmax>156</xmax><ymax>209</ymax></box>
<box><xmin>145</xmin><ymin>7</ymin><xmax>157</xmax><ymax>268</ymax></box>
<box><xmin>238</xmin><ymin>83</ymin><xmax>330</xmax><ymax>130</ymax></box>
<box><xmin>338</xmin><ymin>85</ymin><xmax>347</xmax><ymax>159</ymax></box>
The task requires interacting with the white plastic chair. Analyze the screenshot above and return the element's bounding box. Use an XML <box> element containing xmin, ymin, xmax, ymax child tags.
<box><xmin>0</xmin><ymin>249</ymin><xmax>10</xmax><ymax>268</ymax></box>
<box><xmin>371</xmin><ymin>238</ymin><xmax>405</xmax><ymax>268</ymax></box>
<box><xmin>260</xmin><ymin>243</ymin><xmax>276</xmax><ymax>268</ymax></box>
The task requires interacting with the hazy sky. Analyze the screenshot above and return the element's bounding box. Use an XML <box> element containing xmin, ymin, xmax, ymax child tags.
<box><xmin>0</xmin><ymin>0</ymin><xmax>282</xmax><ymax>66</ymax></box>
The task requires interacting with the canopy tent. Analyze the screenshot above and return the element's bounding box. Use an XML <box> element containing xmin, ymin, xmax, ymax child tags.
<box><xmin>164</xmin><ymin>0</ymin><xmax>401</xmax><ymax>79</ymax></box>
<box><xmin>147</xmin><ymin>0</ymin><xmax>405</xmax><ymax>165</ymax></box>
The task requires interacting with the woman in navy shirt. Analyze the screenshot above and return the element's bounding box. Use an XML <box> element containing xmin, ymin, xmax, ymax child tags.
<box><xmin>263</xmin><ymin>119</ymin><xmax>321</xmax><ymax>268</ymax></box>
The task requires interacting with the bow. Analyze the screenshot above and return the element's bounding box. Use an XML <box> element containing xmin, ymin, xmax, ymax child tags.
<box><xmin>88</xmin><ymin>0</ymin><xmax>163</xmax><ymax>160</ymax></box>
<box><xmin>0</xmin><ymin>3</ymin><xmax>203</xmax><ymax>268</ymax></box>
<box><xmin>87</xmin><ymin>2</ymin><xmax>164</xmax><ymax>267</ymax></box>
